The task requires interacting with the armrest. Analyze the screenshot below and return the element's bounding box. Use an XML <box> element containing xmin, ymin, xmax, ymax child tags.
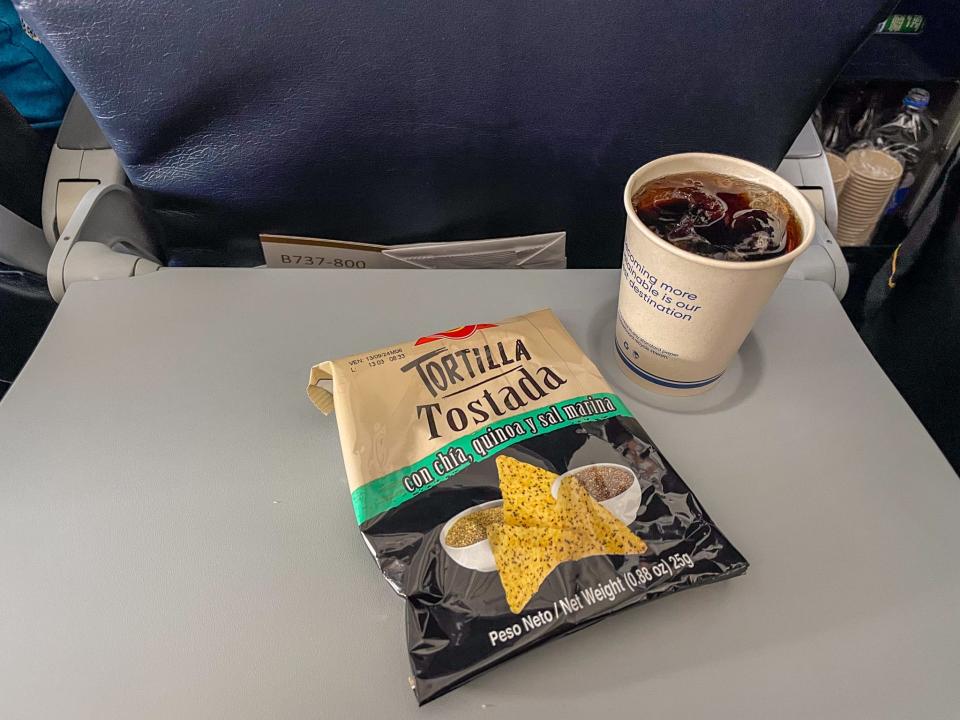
<box><xmin>785</xmin><ymin>211</ymin><xmax>849</xmax><ymax>299</ymax></box>
<box><xmin>47</xmin><ymin>184</ymin><xmax>161</xmax><ymax>302</ymax></box>
<box><xmin>41</xmin><ymin>94</ymin><xmax>126</xmax><ymax>246</ymax></box>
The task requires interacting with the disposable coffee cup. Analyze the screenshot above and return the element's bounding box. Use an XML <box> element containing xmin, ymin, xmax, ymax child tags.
<box><xmin>616</xmin><ymin>153</ymin><xmax>816</xmax><ymax>396</ymax></box>
<box><xmin>835</xmin><ymin>149</ymin><xmax>902</xmax><ymax>248</ymax></box>
<box><xmin>826</xmin><ymin>151</ymin><xmax>849</xmax><ymax>196</ymax></box>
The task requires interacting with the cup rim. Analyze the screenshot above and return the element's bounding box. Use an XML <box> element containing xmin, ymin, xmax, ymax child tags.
<box><xmin>841</xmin><ymin>198</ymin><xmax>891</xmax><ymax>207</ymax></box>
<box><xmin>847</xmin><ymin>180</ymin><xmax>897</xmax><ymax>194</ymax></box>
<box><xmin>826</xmin><ymin>151</ymin><xmax>850</xmax><ymax>182</ymax></box>
<box><xmin>840</xmin><ymin>208</ymin><xmax>888</xmax><ymax>216</ymax></box>
<box><xmin>847</xmin><ymin>168</ymin><xmax>903</xmax><ymax>182</ymax></box>
<box><xmin>843</xmin><ymin>186</ymin><xmax>899</xmax><ymax>195</ymax></box>
<box><xmin>623</xmin><ymin>153</ymin><xmax>817</xmax><ymax>271</ymax></box>
<box><xmin>844</xmin><ymin>149</ymin><xmax>903</xmax><ymax>181</ymax></box>
<box><xmin>840</xmin><ymin>208</ymin><xmax>886</xmax><ymax>218</ymax></box>
<box><xmin>840</xmin><ymin>200</ymin><xmax>893</xmax><ymax>211</ymax></box>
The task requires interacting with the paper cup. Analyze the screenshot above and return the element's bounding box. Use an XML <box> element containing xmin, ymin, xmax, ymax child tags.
<box><xmin>845</xmin><ymin>148</ymin><xmax>903</xmax><ymax>182</ymax></box>
<box><xmin>826</xmin><ymin>152</ymin><xmax>850</xmax><ymax>196</ymax></box>
<box><xmin>836</xmin><ymin>149</ymin><xmax>902</xmax><ymax>247</ymax></box>
<box><xmin>616</xmin><ymin>153</ymin><xmax>815</xmax><ymax>396</ymax></box>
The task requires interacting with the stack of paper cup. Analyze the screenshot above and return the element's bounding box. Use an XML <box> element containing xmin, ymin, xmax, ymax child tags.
<box><xmin>826</xmin><ymin>151</ymin><xmax>849</xmax><ymax>197</ymax></box>
<box><xmin>836</xmin><ymin>149</ymin><xmax>903</xmax><ymax>246</ymax></box>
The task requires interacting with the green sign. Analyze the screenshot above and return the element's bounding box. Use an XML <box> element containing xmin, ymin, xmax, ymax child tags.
<box><xmin>877</xmin><ymin>14</ymin><xmax>925</xmax><ymax>34</ymax></box>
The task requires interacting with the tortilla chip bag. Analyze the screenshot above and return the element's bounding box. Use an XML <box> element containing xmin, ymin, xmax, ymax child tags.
<box><xmin>308</xmin><ymin>308</ymin><xmax>748</xmax><ymax>703</ymax></box>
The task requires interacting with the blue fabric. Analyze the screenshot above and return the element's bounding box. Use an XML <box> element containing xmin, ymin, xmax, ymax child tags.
<box><xmin>0</xmin><ymin>1</ymin><xmax>70</xmax><ymax>129</ymax></box>
<box><xmin>14</xmin><ymin>1</ymin><xmax>895</xmax><ymax>267</ymax></box>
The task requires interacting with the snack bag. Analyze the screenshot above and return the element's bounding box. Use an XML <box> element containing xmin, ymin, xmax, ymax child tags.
<box><xmin>308</xmin><ymin>308</ymin><xmax>747</xmax><ymax>703</ymax></box>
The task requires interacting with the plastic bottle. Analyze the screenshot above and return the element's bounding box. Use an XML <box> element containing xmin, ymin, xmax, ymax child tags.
<box><xmin>869</xmin><ymin>88</ymin><xmax>937</xmax><ymax>213</ymax></box>
<box><xmin>821</xmin><ymin>104</ymin><xmax>855</xmax><ymax>153</ymax></box>
<box><xmin>852</xmin><ymin>91</ymin><xmax>883</xmax><ymax>143</ymax></box>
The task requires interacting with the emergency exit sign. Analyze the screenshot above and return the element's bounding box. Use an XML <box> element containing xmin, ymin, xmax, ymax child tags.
<box><xmin>876</xmin><ymin>14</ymin><xmax>925</xmax><ymax>34</ymax></box>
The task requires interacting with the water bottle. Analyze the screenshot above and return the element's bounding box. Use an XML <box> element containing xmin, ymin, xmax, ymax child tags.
<box><xmin>869</xmin><ymin>88</ymin><xmax>937</xmax><ymax>213</ymax></box>
<box><xmin>852</xmin><ymin>91</ymin><xmax>883</xmax><ymax>143</ymax></box>
<box><xmin>822</xmin><ymin>103</ymin><xmax>855</xmax><ymax>153</ymax></box>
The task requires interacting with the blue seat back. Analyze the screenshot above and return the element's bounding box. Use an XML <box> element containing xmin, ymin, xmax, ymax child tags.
<box><xmin>16</xmin><ymin>1</ymin><xmax>893</xmax><ymax>266</ymax></box>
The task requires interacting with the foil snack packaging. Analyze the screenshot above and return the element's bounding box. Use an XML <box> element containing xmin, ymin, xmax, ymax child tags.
<box><xmin>308</xmin><ymin>308</ymin><xmax>748</xmax><ymax>704</ymax></box>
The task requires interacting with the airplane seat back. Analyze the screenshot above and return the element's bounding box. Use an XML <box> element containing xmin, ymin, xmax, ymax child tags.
<box><xmin>15</xmin><ymin>1</ymin><xmax>894</xmax><ymax>267</ymax></box>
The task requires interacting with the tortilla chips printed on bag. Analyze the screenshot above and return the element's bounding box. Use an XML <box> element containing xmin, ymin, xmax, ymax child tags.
<box><xmin>491</xmin><ymin>456</ymin><xmax>647</xmax><ymax>612</ymax></box>
<box><xmin>308</xmin><ymin>308</ymin><xmax>748</xmax><ymax>704</ymax></box>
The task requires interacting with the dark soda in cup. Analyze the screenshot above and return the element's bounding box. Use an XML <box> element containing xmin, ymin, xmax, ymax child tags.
<box><xmin>631</xmin><ymin>172</ymin><xmax>802</xmax><ymax>262</ymax></box>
